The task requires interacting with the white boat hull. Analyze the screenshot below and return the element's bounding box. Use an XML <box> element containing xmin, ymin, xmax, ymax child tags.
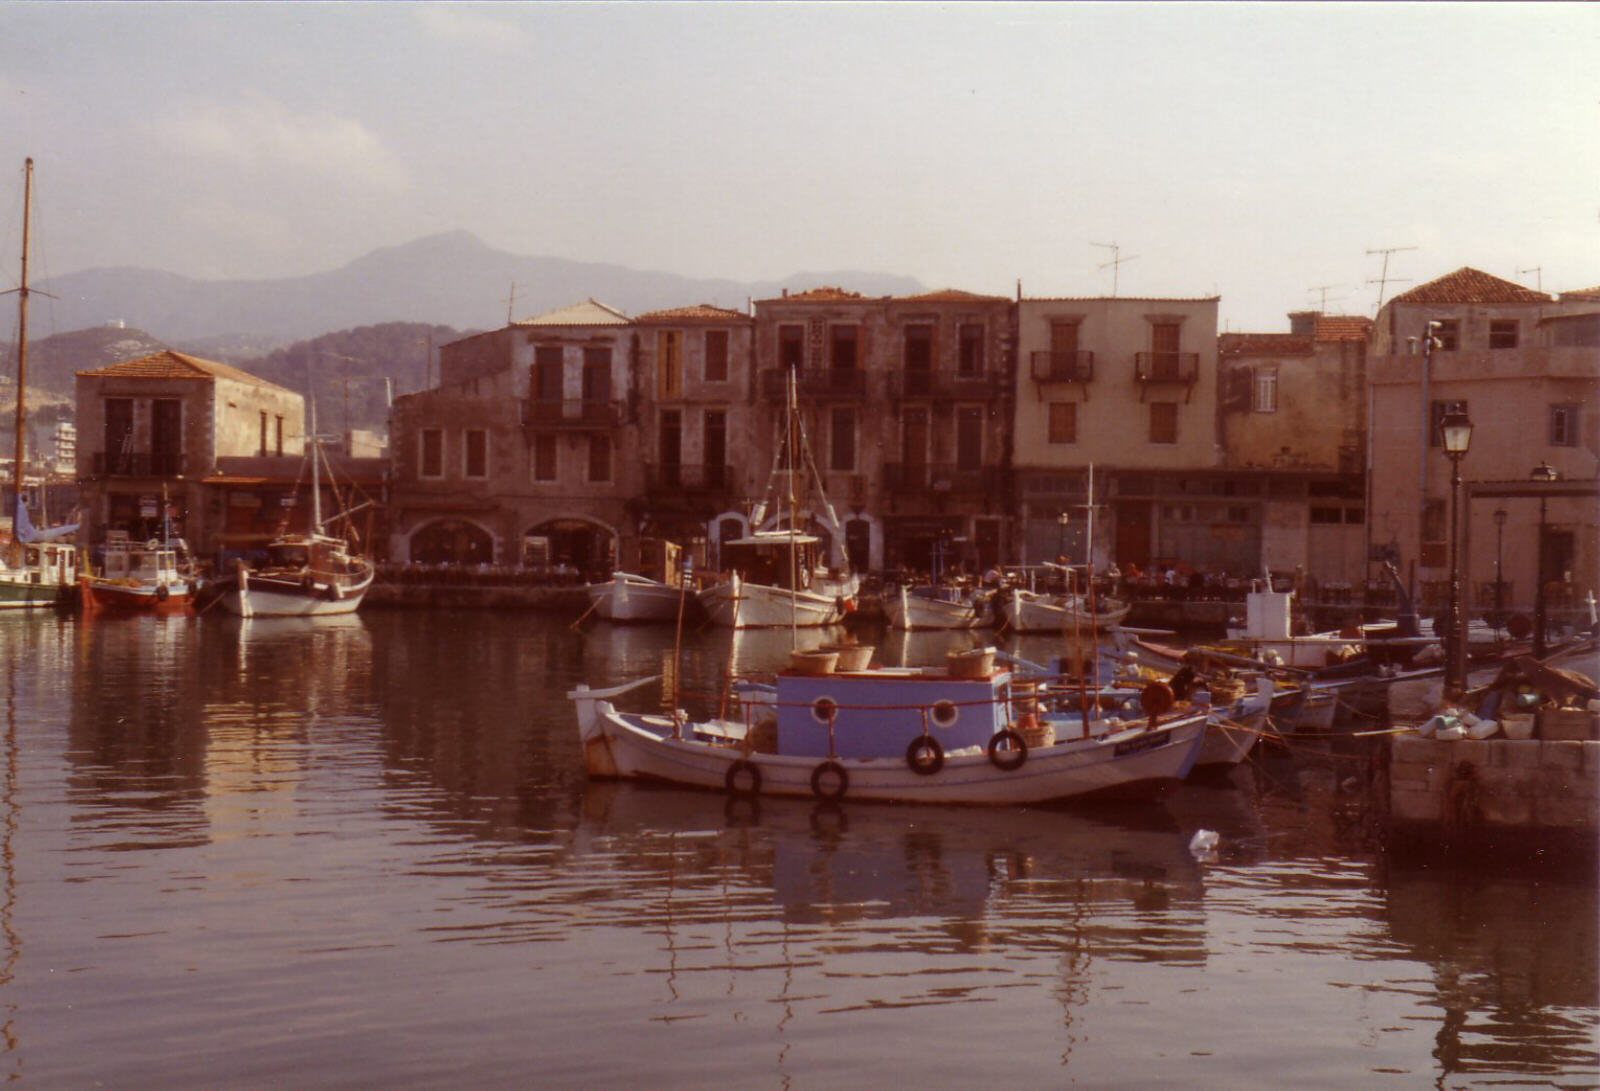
<box><xmin>699</xmin><ymin>578</ymin><xmax>852</xmax><ymax>628</ymax></box>
<box><xmin>587</xmin><ymin>574</ymin><xmax>688</xmax><ymax>623</ymax></box>
<box><xmin>886</xmin><ymin>585</ymin><xmax>980</xmax><ymax>630</ymax></box>
<box><xmin>570</xmin><ymin>686</ymin><xmax>1207</xmax><ymax>806</ymax></box>
<box><xmin>214</xmin><ymin>569</ymin><xmax>373</xmax><ymax>618</ymax></box>
<box><xmin>1002</xmin><ymin>590</ymin><xmax>1130</xmax><ymax>633</ymax></box>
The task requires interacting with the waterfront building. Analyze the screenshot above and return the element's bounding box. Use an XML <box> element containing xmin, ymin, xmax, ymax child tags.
<box><xmin>1012</xmin><ymin>294</ymin><xmax>1222</xmax><ymax>573</ymax></box>
<box><xmin>1216</xmin><ymin>312</ymin><xmax>1371</xmax><ymax>585</ymax></box>
<box><xmin>74</xmin><ymin>350</ymin><xmax>306</xmax><ymax>559</ymax></box>
<box><xmin>747</xmin><ymin>287</ymin><xmax>1015</xmax><ymax>574</ymax></box>
<box><xmin>388</xmin><ymin>300</ymin><xmax>636</xmax><ymax>573</ymax></box>
<box><xmin>1367</xmin><ymin>268</ymin><xmax>1598</xmax><ymax>620</ymax></box>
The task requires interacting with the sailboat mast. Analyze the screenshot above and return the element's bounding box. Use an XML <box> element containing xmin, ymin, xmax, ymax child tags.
<box><xmin>11</xmin><ymin>159</ymin><xmax>32</xmax><ymax>535</ymax></box>
<box><xmin>309</xmin><ymin>396</ymin><xmax>324</xmax><ymax>535</ymax></box>
<box><xmin>787</xmin><ymin>368</ymin><xmax>799</xmax><ymax>648</ymax></box>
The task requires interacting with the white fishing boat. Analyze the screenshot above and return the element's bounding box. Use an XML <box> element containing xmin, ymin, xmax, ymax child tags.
<box><xmin>1002</xmin><ymin>587</ymin><xmax>1131</xmax><ymax>632</ymax></box>
<box><xmin>0</xmin><ymin>158</ymin><xmax>78</xmax><ymax>610</ymax></box>
<box><xmin>588</xmin><ymin>570</ymin><xmax>689</xmax><ymax>623</ymax></box>
<box><xmin>698</xmin><ymin>370</ymin><xmax>858</xmax><ymax>629</ymax></box>
<box><xmin>886</xmin><ymin>582</ymin><xmax>985</xmax><ymax>630</ymax></box>
<box><xmin>569</xmin><ymin>649</ymin><xmax>1210</xmax><ymax>806</ymax></box>
<box><xmin>209</xmin><ymin>408</ymin><xmax>373</xmax><ymax>618</ymax></box>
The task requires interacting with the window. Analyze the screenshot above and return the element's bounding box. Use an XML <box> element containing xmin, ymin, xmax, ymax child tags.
<box><xmin>1551</xmin><ymin>403</ymin><xmax>1580</xmax><ymax>447</ymax></box>
<box><xmin>1149</xmin><ymin>402</ymin><xmax>1178</xmax><ymax>444</ymax></box>
<box><xmin>275</xmin><ymin>415</ymin><xmax>284</xmax><ymax>457</ymax></box>
<box><xmin>704</xmin><ymin>410</ymin><xmax>727</xmax><ymax>489</ymax></box>
<box><xmin>1430</xmin><ymin>320</ymin><xmax>1459</xmax><ymax>352</ymax></box>
<box><xmin>420</xmin><ymin>428</ymin><xmax>444</xmax><ymax>478</ymax></box>
<box><xmin>583</xmin><ymin>346</ymin><xmax>612</xmax><ymax>403</ymax></box>
<box><xmin>587</xmin><ymin>435</ymin><xmax>611</xmax><ymax>483</ymax></box>
<box><xmin>779</xmin><ymin>324</ymin><xmax>804</xmax><ymax>371</ymax></box>
<box><xmin>1489</xmin><ymin>319</ymin><xmax>1518</xmax><ymax>349</ymax></box>
<box><xmin>151</xmin><ymin>399</ymin><xmax>182</xmax><ymax>475</ymax></box>
<box><xmin>464</xmin><ymin>428</ymin><xmax>488</xmax><ymax>479</ymax></box>
<box><xmin>831</xmin><ymin>325</ymin><xmax>859</xmax><ymax>369</ymax></box>
<box><xmin>259</xmin><ymin>410</ymin><xmax>269</xmax><ymax>456</ymax></box>
<box><xmin>830</xmin><ymin>407</ymin><xmax>856</xmax><ymax>472</ymax></box>
<box><xmin>1429</xmin><ymin>399</ymin><xmax>1469</xmax><ymax>447</ymax></box>
<box><xmin>904</xmin><ymin>324</ymin><xmax>934</xmax><ymax>372</ymax></box>
<box><xmin>1253</xmin><ymin>368</ymin><xmax>1278</xmax><ymax>412</ymax></box>
<box><xmin>533</xmin><ymin>346</ymin><xmax>563</xmax><ymax>402</ymax></box>
<box><xmin>1048</xmin><ymin>402</ymin><xmax>1077</xmax><ymax>444</ymax></box>
<box><xmin>1150</xmin><ymin>322</ymin><xmax>1182</xmax><ymax>380</ymax></box>
<box><xmin>532</xmin><ymin>434</ymin><xmax>558</xmax><ymax>482</ymax></box>
<box><xmin>658</xmin><ymin>331</ymin><xmax>682</xmax><ymax>399</ymax></box>
<box><xmin>956</xmin><ymin>407</ymin><xmax>983</xmax><ymax>470</ymax></box>
<box><xmin>704</xmin><ymin>329</ymin><xmax>729</xmax><ymax>382</ymax></box>
<box><xmin>958</xmin><ymin>323</ymin><xmax>984</xmax><ymax>376</ymax></box>
<box><xmin>659</xmin><ymin>410</ymin><xmax>682</xmax><ymax>486</ymax></box>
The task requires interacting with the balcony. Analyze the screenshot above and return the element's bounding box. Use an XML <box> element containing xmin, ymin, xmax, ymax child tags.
<box><xmin>521</xmin><ymin>398</ymin><xmax>622</xmax><ymax>430</ymax></box>
<box><xmin>92</xmin><ymin>451</ymin><xmax>185</xmax><ymax>477</ymax></box>
<box><xmin>1030</xmin><ymin>351</ymin><xmax>1095</xmax><ymax>383</ymax></box>
<box><xmin>883</xmin><ymin>462</ymin><xmax>1000</xmax><ymax>496</ymax></box>
<box><xmin>888</xmin><ymin>369</ymin><xmax>1007</xmax><ymax>400</ymax></box>
<box><xmin>1133</xmin><ymin>352</ymin><xmax>1199</xmax><ymax>384</ymax></box>
<box><xmin>759</xmin><ymin>368</ymin><xmax>868</xmax><ymax>401</ymax></box>
<box><xmin>643</xmin><ymin>462</ymin><xmax>732</xmax><ymax>493</ymax></box>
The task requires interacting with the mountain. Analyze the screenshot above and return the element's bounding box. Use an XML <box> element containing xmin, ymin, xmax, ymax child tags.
<box><xmin>30</xmin><ymin>231</ymin><xmax>927</xmax><ymax>345</ymax></box>
<box><xmin>2</xmin><ymin>325</ymin><xmax>169</xmax><ymax>402</ymax></box>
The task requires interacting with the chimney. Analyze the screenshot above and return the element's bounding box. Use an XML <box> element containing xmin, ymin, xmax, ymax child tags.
<box><xmin>1287</xmin><ymin>311</ymin><xmax>1320</xmax><ymax>338</ymax></box>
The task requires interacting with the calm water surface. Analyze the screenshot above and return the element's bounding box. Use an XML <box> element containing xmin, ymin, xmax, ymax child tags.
<box><xmin>1</xmin><ymin>611</ymin><xmax>1594</xmax><ymax>1087</ymax></box>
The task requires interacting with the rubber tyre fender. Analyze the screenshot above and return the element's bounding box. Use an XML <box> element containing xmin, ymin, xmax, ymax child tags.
<box><xmin>905</xmin><ymin>736</ymin><xmax>945</xmax><ymax>776</ymax></box>
<box><xmin>987</xmin><ymin>729</ymin><xmax>1028</xmax><ymax>771</ymax></box>
<box><xmin>810</xmin><ymin>760</ymin><xmax>848</xmax><ymax>801</ymax></box>
<box><xmin>154</xmin><ymin>584</ymin><xmax>170</xmax><ymax>602</ymax></box>
<box><xmin>725</xmin><ymin>759</ymin><xmax>762</xmax><ymax>797</ymax></box>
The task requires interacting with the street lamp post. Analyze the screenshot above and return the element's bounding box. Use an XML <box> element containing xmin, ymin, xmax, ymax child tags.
<box><xmin>1530</xmin><ymin>461</ymin><xmax>1559</xmax><ymax>659</ymax></box>
<box><xmin>1492</xmin><ymin>507</ymin><xmax>1507</xmax><ymax>632</ymax></box>
<box><xmin>1440</xmin><ymin>409</ymin><xmax>1473</xmax><ymax>694</ymax></box>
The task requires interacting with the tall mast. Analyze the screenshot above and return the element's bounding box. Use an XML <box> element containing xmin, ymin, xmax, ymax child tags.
<box><xmin>12</xmin><ymin>159</ymin><xmax>32</xmax><ymax>537</ymax></box>
<box><xmin>310</xmin><ymin>396</ymin><xmax>323</xmax><ymax>535</ymax></box>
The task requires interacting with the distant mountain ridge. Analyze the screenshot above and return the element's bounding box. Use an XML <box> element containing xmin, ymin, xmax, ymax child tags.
<box><xmin>28</xmin><ymin>231</ymin><xmax>927</xmax><ymax>346</ymax></box>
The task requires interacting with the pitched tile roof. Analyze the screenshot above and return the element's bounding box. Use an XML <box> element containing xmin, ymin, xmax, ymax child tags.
<box><xmin>1390</xmin><ymin>267</ymin><xmax>1549</xmax><ymax>305</ymax></box>
<box><xmin>759</xmin><ymin>286</ymin><xmax>866</xmax><ymax>303</ymax></box>
<box><xmin>515</xmin><ymin>299</ymin><xmax>630</xmax><ymax>326</ymax></box>
<box><xmin>1313</xmin><ymin>315</ymin><xmax>1372</xmax><ymax>341</ymax></box>
<box><xmin>1559</xmin><ymin>285</ymin><xmax>1600</xmax><ymax>302</ymax></box>
<box><xmin>896</xmin><ymin>288</ymin><xmax>1009</xmax><ymax>303</ymax></box>
<box><xmin>1218</xmin><ymin>334</ymin><xmax>1313</xmax><ymax>356</ymax></box>
<box><xmin>77</xmin><ymin>350</ymin><xmax>294</xmax><ymax>392</ymax></box>
<box><xmin>633</xmin><ymin>303</ymin><xmax>750</xmax><ymax>324</ymax></box>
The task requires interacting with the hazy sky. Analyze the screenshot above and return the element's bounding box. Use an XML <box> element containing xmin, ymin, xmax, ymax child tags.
<box><xmin>1</xmin><ymin>1</ymin><xmax>1595</xmax><ymax>331</ymax></box>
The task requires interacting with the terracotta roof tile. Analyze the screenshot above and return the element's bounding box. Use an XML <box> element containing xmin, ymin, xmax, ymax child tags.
<box><xmin>757</xmin><ymin>286</ymin><xmax>866</xmax><ymax>303</ymax></box>
<box><xmin>1390</xmin><ymin>267</ymin><xmax>1549</xmax><ymax>305</ymax></box>
<box><xmin>1021</xmin><ymin>295</ymin><xmax>1221</xmax><ymax>304</ymax></box>
<box><xmin>77</xmin><ymin>350</ymin><xmax>294</xmax><ymax>392</ymax></box>
<box><xmin>515</xmin><ymin>299</ymin><xmax>631</xmax><ymax>326</ymax></box>
<box><xmin>896</xmin><ymin>288</ymin><xmax>1008</xmax><ymax>303</ymax></box>
<box><xmin>1313</xmin><ymin>315</ymin><xmax>1372</xmax><ymax>341</ymax></box>
<box><xmin>1219</xmin><ymin>334</ymin><xmax>1313</xmax><ymax>356</ymax></box>
<box><xmin>1559</xmin><ymin>285</ymin><xmax>1600</xmax><ymax>302</ymax></box>
<box><xmin>633</xmin><ymin>304</ymin><xmax>750</xmax><ymax>324</ymax></box>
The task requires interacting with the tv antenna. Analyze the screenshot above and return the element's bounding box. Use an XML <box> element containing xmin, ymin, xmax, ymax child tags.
<box><xmin>504</xmin><ymin>281</ymin><xmax>517</xmax><ymax>325</ymax></box>
<box><xmin>1518</xmin><ymin>266</ymin><xmax>1542</xmax><ymax>293</ymax></box>
<box><xmin>1365</xmin><ymin>246</ymin><xmax>1415</xmax><ymax>312</ymax></box>
<box><xmin>1308</xmin><ymin>284</ymin><xmax>1345</xmax><ymax>311</ymax></box>
<box><xmin>1091</xmin><ymin>241</ymin><xmax>1137</xmax><ymax>297</ymax></box>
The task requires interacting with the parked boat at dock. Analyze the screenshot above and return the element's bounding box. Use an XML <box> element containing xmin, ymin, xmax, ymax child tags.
<box><xmin>80</xmin><ymin>533</ymin><xmax>195</xmax><ymax>614</ymax></box>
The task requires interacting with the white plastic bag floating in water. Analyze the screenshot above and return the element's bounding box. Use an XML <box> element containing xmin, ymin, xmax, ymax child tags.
<box><xmin>1189</xmin><ymin>829</ymin><xmax>1220</xmax><ymax>860</ymax></box>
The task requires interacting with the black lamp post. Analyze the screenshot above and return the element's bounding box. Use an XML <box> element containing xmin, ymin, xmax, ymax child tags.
<box><xmin>1492</xmin><ymin>507</ymin><xmax>1507</xmax><ymax>631</ymax></box>
<box><xmin>1440</xmin><ymin>408</ymin><xmax>1473</xmax><ymax>694</ymax></box>
<box><xmin>1530</xmin><ymin>460</ymin><xmax>1559</xmax><ymax>658</ymax></box>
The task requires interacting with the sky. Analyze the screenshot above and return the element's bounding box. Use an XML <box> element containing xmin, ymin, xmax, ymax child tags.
<box><xmin>0</xmin><ymin>1</ymin><xmax>1595</xmax><ymax>332</ymax></box>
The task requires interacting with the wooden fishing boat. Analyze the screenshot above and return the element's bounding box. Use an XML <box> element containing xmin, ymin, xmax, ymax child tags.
<box><xmin>80</xmin><ymin>534</ymin><xmax>195</xmax><ymax>614</ymax></box>
<box><xmin>569</xmin><ymin>650</ymin><xmax>1209</xmax><ymax>806</ymax></box>
<box><xmin>885</xmin><ymin>581</ymin><xmax>986</xmax><ymax>630</ymax></box>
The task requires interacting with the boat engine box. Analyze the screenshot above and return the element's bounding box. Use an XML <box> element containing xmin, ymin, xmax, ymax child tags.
<box><xmin>774</xmin><ymin>671</ymin><xmax>1011</xmax><ymax>759</ymax></box>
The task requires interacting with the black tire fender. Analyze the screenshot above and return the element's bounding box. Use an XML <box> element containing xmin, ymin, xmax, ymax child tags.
<box><xmin>905</xmin><ymin>736</ymin><xmax>945</xmax><ymax>776</ymax></box>
<box><xmin>810</xmin><ymin>760</ymin><xmax>848</xmax><ymax>800</ymax></box>
<box><xmin>987</xmin><ymin>729</ymin><xmax>1028</xmax><ymax>771</ymax></box>
<box><xmin>725</xmin><ymin>759</ymin><xmax>762</xmax><ymax>797</ymax></box>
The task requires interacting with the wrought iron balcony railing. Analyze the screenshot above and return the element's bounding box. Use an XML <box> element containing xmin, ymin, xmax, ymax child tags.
<box><xmin>643</xmin><ymin>462</ymin><xmax>732</xmax><ymax>493</ymax></box>
<box><xmin>888</xmin><ymin>370</ymin><xmax>1007</xmax><ymax>399</ymax></box>
<box><xmin>758</xmin><ymin>368</ymin><xmax>869</xmax><ymax>400</ymax></box>
<box><xmin>520</xmin><ymin>398</ymin><xmax>623</xmax><ymax>429</ymax></box>
<box><xmin>1029</xmin><ymin>350</ymin><xmax>1095</xmax><ymax>383</ymax></box>
<box><xmin>91</xmin><ymin>451</ymin><xmax>186</xmax><ymax>477</ymax></box>
<box><xmin>882</xmin><ymin>462</ymin><xmax>1000</xmax><ymax>495</ymax></box>
<box><xmin>1133</xmin><ymin>352</ymin><xmax>1200</xmax><ymax>383</ymax></box>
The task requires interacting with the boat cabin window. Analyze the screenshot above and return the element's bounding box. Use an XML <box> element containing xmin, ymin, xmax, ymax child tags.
<box><xmin>269</xmin><ymin>544</ymin><xmax>311</xmax><ymax>568</ymax></box>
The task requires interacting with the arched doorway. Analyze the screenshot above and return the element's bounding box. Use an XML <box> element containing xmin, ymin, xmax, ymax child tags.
<box><xmin>527</xmin><ymin>518</ymin><xmax>614</xmax><ymax>580</ymax></box>
<box><xmin>410</xmin><ymin>519</ymin><xmax>494</xmax><ymax>565</ymax></box>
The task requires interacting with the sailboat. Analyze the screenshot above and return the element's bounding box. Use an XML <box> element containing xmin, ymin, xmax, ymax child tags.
<box><xmin>0</xmin><ymin>158</ymin><xmax>78</xmax><ymax>610</ymax></box>
<box><xmin>208</xmin><ymin>402</ymin><xmax>373</xmax><ymax>617</ymax></box>
<box><xmin>697</xmin><ymin>369</ymin><xmax>859</xmax><ymax>628</ymax></box>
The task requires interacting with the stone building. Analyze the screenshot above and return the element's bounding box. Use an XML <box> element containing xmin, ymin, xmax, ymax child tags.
<box><xmin>74</xmin><ymin>350</ymin><xmax>305</xmax><ymax>558</ymax></box>
<box><xmin>388</xmin><ymin>300</ymin><xmax>637</xmax><ymax>572</ymax></box>
<box><xmin>1216</xmin><ymin>312</ymin><xmax>1371</xmax><ymax>583</ymax></box>
<box><xmin>1368</xmin><ymin>268</ymin><xmax>1598</xmax><ymax>616</ymax></box>
<box><xmin>1013</xmin><ymin>295</ymin><xmax>1223</xmax><ymax>573</ymax></box>
<box><xmin>746</xmin><ymin>287</ymin><xmax>1015</xmax><ymax>575</ymax></box>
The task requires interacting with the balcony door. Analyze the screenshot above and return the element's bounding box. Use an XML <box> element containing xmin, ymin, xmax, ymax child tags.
<box><xmin>901</xmin><ymin>408</ymin><xmax>928</xmax><ymax>489</ymax></box>
<box><xmin>151</xmin><ymin>399</ymin><xmax>182</xmax><ymax>475</ymax></box>
<box><xmin>1151</xmin><ymin>322</ymin><xmax>1181</xmax><ymax>380</ymax></box>
<box><xmin>659</xmin><ymin>410</ymin><xmax>682</xmax><ymax>488</ymax></box>
<box><xmin>103</xmin><ymin>397</ymin><xmax>133</xmax><ymax>473</ymax></box>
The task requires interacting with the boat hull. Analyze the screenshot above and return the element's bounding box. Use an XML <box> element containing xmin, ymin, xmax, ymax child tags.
<box><xmin>587</xmin><ymin>575</ymin><xmax>689</xmax><ymax>623</ymax></box>
<box><xmin>699</xmin><ymin>581</ymin><xmax>845</xmax><ymax>628</ymax></box>
<box><xmin>571</xmin><ymin>687</ymin><xmax>1207</xmax><ymax>806</ymax></box>
<box><xmin>0</xmin><ymin>576</ymin><xmax>72</xmax><ymax>610</ymax></box>
<box><xmin>1003</xmin><ymin>590</ymin><xmax>1130</xmax><ymax>633</ymax></box>
<box><xmin>886</xmin><ymin>585</ymin><xmax>980</xmax><ymax>630</ymax></box>
<box><xmin>80</xmin><ymin>577</ymin><xmax>192</xmax><ymax>614</ymax></box>
<box><xmin>211</xmin><ymin>569</ymin><xmax>373</xmax><ymax>617</ymax></box>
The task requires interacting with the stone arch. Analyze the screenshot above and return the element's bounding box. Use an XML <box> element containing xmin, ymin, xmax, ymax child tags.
<box><xmin>707</xmin><ymin>510</ymin><xmax>749</xmax><ymax>571</ymax></box>
<box><xmin>524</xmin><ymin>515</ymin><xmax>618</xmax><ymax>579</ymax></box>
<box><xmin>406</xmin><ymin>517</ymin><xmax>497</xmax><ymax>565</ymax></box>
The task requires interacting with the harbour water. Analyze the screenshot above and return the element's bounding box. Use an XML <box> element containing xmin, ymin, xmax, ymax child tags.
<box><xmin>2</xmin><ymin>610</ymin><xmax>1595</xmax><ymax>1087</ymax></box>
